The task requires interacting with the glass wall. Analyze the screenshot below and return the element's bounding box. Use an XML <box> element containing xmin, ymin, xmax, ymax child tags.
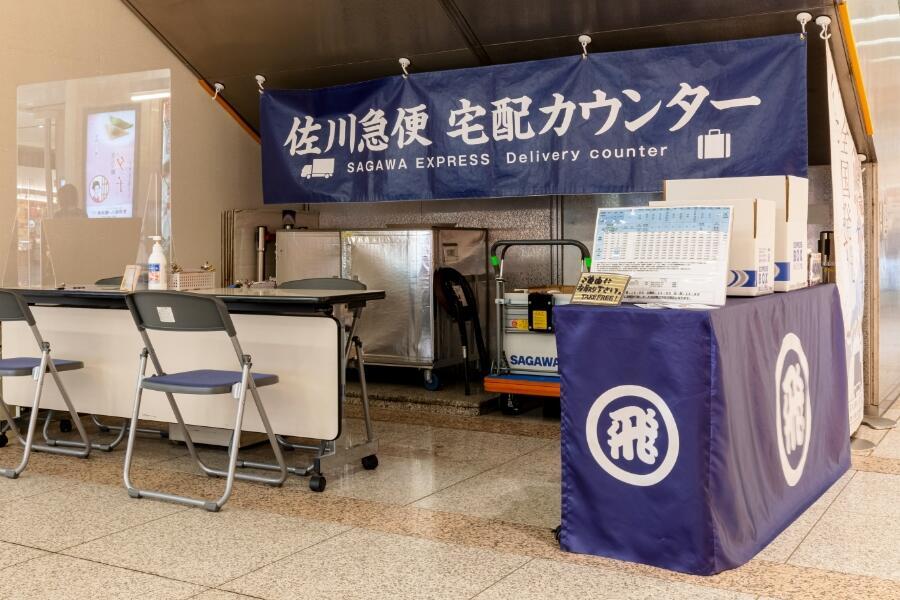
<box><xmin>851</xmin><ymin>2</ymin><xmax>900</xmax><ymax>408</ymax></box>
<box><xmin>9</xmin><ymin>69</ymin><xmax>171</xmax><ymax>287</ymax></box>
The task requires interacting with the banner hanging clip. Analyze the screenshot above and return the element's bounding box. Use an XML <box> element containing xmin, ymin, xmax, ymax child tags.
<box><xmin>578</xmin><ymin>34</ymin><xmax>592</xmax><ymax>59</ymax></box>
<box><xmin>211</xmin><ymin>82</ymin><xmax>224</xmax><ymax>100</ymax></box>
<box><xmin>255</xmin><ymin>75</ymin><xmax>266</xmax><ymax>94</ymax></box>
<box><xmin>399</xmin><ymin>57</ymin><xmax>411</xmax><ymax>78</ymax></box>
<box><xmin>816</xmin><ymin>15</ymin><xmax>832</xmax><ymax>40</ymax></box>
<box><xmin>796</xmin><ymin>12</ymin><xmax>812</xmax><ymax>40</ymax></box>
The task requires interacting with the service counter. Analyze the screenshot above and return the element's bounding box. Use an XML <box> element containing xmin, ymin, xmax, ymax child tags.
<box><xmin>555</xmin><ymin>284</ymin><xmax>851</xmax><ymax>575</ymax></box>
<box><xmin>2</xmin><ymin>287</ymin><xmax>384</xmax><ymax>443</ymax></box>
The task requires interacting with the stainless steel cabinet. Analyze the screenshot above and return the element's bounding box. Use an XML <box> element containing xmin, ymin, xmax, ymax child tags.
<box><xmin>276</xmin><ymin>228</ymin><xmax>488</xmax><ymax>379</ymax></box>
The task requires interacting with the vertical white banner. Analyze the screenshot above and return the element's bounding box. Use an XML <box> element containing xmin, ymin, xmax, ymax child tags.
<box><xmin>826</xmin><ymin>45</ymin><xmax>865</xmax><ymax>432</ymax></box>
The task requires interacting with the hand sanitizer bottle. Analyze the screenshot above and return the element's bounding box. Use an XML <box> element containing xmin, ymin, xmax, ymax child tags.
<box><xmin>147</xmin><ymin>236</ymin><xmax>168</xmax><ymax>290</ymax></box>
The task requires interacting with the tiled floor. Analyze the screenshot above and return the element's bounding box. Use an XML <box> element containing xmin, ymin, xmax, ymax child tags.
<box><xmin>0</xmin><ymin>410</ymin><xmax>897</xmax><ymax>599</ymax></box>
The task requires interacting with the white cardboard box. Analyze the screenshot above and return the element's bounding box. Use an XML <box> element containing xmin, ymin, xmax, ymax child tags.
<box><xmin>664</xmin><ymin>176</ymin><xmax>808</xmax><ymax>291</ymax></box>
<box><xmin>651</xmin><ymin>198</ymin><xmax>775</xmax><ymax>296</ymax></box>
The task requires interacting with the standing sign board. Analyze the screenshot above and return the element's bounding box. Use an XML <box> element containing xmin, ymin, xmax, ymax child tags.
<box><xmin>826</xmin><ymin>45</ymin><xmax>865</xmax><ymax>432</ymax></box>
<box><xmin>590</xmin><ymin>206</ymin><xmax>732</xmax><ymax>306</ymax></box>
<box><xmin>261</xmin><ymin>35</ymin><xmax>807</xmax><ymax>203</ymax></box>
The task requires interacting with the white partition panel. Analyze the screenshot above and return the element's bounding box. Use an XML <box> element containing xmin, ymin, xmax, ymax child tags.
<box><xmin>2</xmin><ymin>307</ymin><xmax>341</xmax><ymax>440</ymax></box>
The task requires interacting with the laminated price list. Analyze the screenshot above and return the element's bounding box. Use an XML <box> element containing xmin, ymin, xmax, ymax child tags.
<box><xmin>591</xmin><ymin>206</ymin><xmax>732</xmax><ymax>305</ymax></box>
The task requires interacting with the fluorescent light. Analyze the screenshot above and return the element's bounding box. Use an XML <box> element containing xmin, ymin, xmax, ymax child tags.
<box><xmin>852</xmin><ymin>14</ymin><xmax>900</xmax><ymax>25</ymax></box>
<box><xmin>130</xmin><ymin>91</ymin><xmax>170</xmax><ymax>102</ymax></box>
<box><xmin>856</xmin><ymin>37</ymin><xmax>900</xmax><ymax>47</ymax></box>
<box><xmin>871</xmin><ymin>55</ymin><xmax>900</xmax><ymax>63</ymax></box>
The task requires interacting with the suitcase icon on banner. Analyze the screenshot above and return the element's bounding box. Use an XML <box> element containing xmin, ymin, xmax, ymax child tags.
<box><xmin>697</xmin><ymin>129</ymin><xmax>731</xmax><ymax>159</ymax></box>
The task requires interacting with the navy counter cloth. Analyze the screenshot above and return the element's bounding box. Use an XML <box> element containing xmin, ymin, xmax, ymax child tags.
<box><xmin>555</xmin><ymin>284</ymin><xmax>850</xmax><ymax>575</ymax></box>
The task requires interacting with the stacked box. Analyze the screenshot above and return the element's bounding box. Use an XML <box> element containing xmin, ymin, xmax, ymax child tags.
<box><xmin>664</xmin><ymin>176</ymin><xmax>808</xmax><ymax>291</ymax></box>
<box><xmin>651</xmin><ymin>197</ymin><xmax>776</xmax><ymax>297</ymax></box>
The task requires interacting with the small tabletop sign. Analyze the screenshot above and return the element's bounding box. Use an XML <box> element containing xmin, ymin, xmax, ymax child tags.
<box><xmin>571</xmin><ymin>272</ymin><xmax>631</xmax><ymax>306</ymax></box>
<box><xmin>120</xmin><ymin>265</ymin><xmax>141</xmax><ymax>292</ymax></box>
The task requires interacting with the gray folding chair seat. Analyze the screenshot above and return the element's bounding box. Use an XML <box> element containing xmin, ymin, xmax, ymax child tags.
<box><xmin>0</xmin><ymin>357</ymin><xmax>83</xmax><ymax>376</ymax></box>
<box><xmin>141</xmin><ymin>370</ymin><xmax>278</xmax><ymax>394</ymax></box>
<box><xmin>123</xmin><ymin>290</ymin><xmax>287</xmax><ymax>512</ymax></box>
<box><xmin>0</xmin><ymin>290</ymin><xmax>91</xmax><ymax>479</ymax></box>
<box><xmin>249</xmin><ymin>277</ymin><xmax>378</xmax><ymax>490</ymax></box>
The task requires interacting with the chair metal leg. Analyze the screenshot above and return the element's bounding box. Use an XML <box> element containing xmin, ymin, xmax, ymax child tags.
<box><xmin>45</xmin><ymin>361</ymin><xmax>92</xmax><ymax>457</ymax></box>
<box><xmin>125</xmin><ymin>352</ymin><xmax>285</xmax><ymax>511</ymax></box>
<box><xmin>238</xmin><ymin>329</ymin><xmax>378</xmax><ymax>486</ymax></box>
<box><xmin>0</xmin><ymin>398</ymin><xmax>26</xmax><ymax>447</ymax></box>
<box><xmin>355</xmin><ymin>336</ymin><xmax>375</xmax><ymax>444</ymax></box>
<box><xmin>0</xmin><ymin>348</ymin><xmax>92</xmax><ymax>479</ymax></box>
<box><xmin>123</xmin><ymin>349</ymin><xmax>149</xmax><ymax>495</ymax></box>
<box><xmin>42</xmin><ymin>409</ymin><xmax>127</xmax><ymax>452</ymax></box>
<box><xmin>91</xmin><ymin>414</ymin><xmax>167</xmax><ymax>439</ymax></box>
<box><xmin>0</xmin><ymin>354</ymin><xmax>47</xmax><ymax>479</ymax></box>
<box><xmin>0</xmin><ymin>342</ymin><xmax>91</xmax><ymax>479</ymax></box>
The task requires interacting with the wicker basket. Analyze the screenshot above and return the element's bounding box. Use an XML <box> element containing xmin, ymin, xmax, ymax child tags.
<box><xmin>171</xmin><ymin>270</ymin><xmax>216</xmax><ymax>291</ymax></box>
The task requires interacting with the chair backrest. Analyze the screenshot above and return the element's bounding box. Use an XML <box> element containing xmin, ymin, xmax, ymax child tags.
<box><xmin>95</xmin><ymin>276</ymin><xmax>123</xmax><ymax>286</ymax></box>
<box><xmin>126</xmin><ymin>291</ymin><xmax>236</xmax><ymax>336</ymax></box>
<box><xmin>0</xmin><ymin>289</ymin><xmax>35</xmax><ymax>325</ymax></box>
<box><xmin>278</xmin><ymin>277</ymin><xmax>366</xmax><ymax>291</ymax></box>
<box><xmin>434</xmin><ymin>267</ymin><xmax>478</xmax><ymax>320</ymax></box>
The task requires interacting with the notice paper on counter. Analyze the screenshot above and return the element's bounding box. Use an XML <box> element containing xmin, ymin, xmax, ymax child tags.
<box><xmin>591</xmin><ymin>206</ymin><xmax>732</xmax><ymax>306</ymax></box>
<box><xmin>571</xmin><ymin>272</ymin><xmax>630</xmax><ymax>306</ymax></box>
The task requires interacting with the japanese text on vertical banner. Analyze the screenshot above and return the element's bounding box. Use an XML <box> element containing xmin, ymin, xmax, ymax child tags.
<box><xmin>261</xmin><ymin>35</ymin><xmax>807</xmax><ymax>203</ymax></box>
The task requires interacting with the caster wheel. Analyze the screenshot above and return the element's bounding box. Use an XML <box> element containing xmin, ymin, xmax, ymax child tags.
<box><xmin>361</xmin><ymin>454</ymin><xmax>379</xmax><ymax>470</ymax></box>
<box><xmin>0</xmin><ymin>433</ymin><xmax>8</xmax><ymax>448</ymax></box>
<box><xmin>309</xmin><ymin>475</ymin><xmax>327</xmax><ymax>493</ymax></box>
<box><xmin>59</xmin><ymin>419</ymin><xmax>73</xmax><ymax>433</ymax></box>
<box><xmin>423</xmin><ymin>371</ymin><xmax>441</xmax><ymax>391</ymax></box>
<box><xmin>553</xmin><ymin>525</ymin><xmax>561</xmax><ymax>543</ymax></box>
<box><xmin>500</xmin><ymin>394</ymin><xmax>523</xmax><ymax>416</ymax></box>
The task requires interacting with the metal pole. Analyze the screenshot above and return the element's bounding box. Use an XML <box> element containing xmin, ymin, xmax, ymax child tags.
<box><xmin>256</xmin><ymin>225</ymin><xmax>267</xmax><ymax>282</ymax></box>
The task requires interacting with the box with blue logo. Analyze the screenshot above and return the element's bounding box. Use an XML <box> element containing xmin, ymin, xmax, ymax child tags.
<box><xmin>664</xmin><ymin>176</ymin><xmax>808</xmax><ymax>292</ymax></box>
<box><xmin>651</xmin><ymin>197</ymin><xmax>776</xmax><ymax>297</ymax></box>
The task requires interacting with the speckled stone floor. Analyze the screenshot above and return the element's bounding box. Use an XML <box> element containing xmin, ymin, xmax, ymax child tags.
<box><xmin>0</xmin><ymin>404</ymin><xmax>897</xmax><ymax>600</ymax></box>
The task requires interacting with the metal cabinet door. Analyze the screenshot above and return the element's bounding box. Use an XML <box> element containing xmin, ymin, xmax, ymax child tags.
<box><xmin>342</xmin><ymin>230</ymin><xmax>435</xmax><ymax>366</ymax></box>
<box><xmin>275</xmin><ymin>231</ymin><xmax>342</xmax><ymax>284</ymax></box>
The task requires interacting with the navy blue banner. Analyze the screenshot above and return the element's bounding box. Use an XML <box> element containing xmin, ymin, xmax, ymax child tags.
<box><xmin>555</xmin><ymin>285</ymin><xmax>849</xmax><ymax>575</ymax></box>
<box><xmin>261</xmin><ymin>35</ymin><xmax>807</xmax><ymax>204</ymax></box>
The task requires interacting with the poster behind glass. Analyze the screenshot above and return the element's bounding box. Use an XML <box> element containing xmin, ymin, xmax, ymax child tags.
<box><xmin>84</xmin><ymin>108</ymin><xmax>137</xmax><ymax>219</ymax></box>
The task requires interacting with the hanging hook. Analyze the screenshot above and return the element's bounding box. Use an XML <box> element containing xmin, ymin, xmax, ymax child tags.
<box><xmin>211</xmin><ymin>82</ymin><xmax>224</xmax><ymax>100</ymax></box>
<box><xmin>816</xmin><ymin>15</ymin><xmax>832</xmax><ymax>40</ymax></box>
<box><xmin>578</xmin><ymin>34</ymin><xmax>592</xmax><ymax>59</ymax></box>
<box><xmin>255</xmin><ymin>74</ymin><xmax>266</xmax><ymax>94</ymax></box>
<box><xmin>398</xmin><ymin>57</ymin><xmax>411</xmax><ymax>78</ymax></box>
<box><xmin>796</xmin><ymin>12</ymin><xmax>812</xmax><ymax>40</ymax></box>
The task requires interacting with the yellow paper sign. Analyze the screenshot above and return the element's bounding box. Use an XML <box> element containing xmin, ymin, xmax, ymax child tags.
<box><xmin>571</xmin><ymin>272</ymin><xmax>631</xmax><ymax>306</ymax></box>
<box><xmin>531</xmin><ymin>310</ymin><xmax>548</xmax><ymax>330</ymax></box>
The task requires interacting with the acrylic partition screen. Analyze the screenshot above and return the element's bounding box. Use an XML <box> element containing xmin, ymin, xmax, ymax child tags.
<box><xmin>9</xmin><ymin>69</ymin><xmax>171</xmax><ymax>288</ymax></box>
<box><xmin>850</xmin><ymin>3</ymin><xmax>900</xmax><ymax>405</ymax></box>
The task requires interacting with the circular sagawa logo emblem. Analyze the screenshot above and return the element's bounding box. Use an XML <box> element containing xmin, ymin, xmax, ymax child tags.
<box><xmin>775</xmin><ymin>332</ymin><xmax>812</xmax><ymax>487</ymax></box>
<box><xmin>585</xmin><ymin>385</ymin><xmax>679</xmax><ymax>486</ymax></box>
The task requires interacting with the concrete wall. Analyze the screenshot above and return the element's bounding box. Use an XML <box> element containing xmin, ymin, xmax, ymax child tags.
<box><xmin>0</xmin><ymin>0</ymin><xmax>262</xmax><ymax>278</ymax></box>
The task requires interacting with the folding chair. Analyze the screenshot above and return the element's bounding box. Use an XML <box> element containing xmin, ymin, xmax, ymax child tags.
<box><xmin>275</xmin><ymin>277</ymin><xmax>376</xmax><ymax>460</ymax></box>
<box><xmin>38</xmin><ymin>277</ymin><xmax>169</xmax><ymax>453</ymax></box>
<box><xmin>234</xmin><ymin>277</ymin><xmax>378</xmax><ymax>492</ymax></box>
<box><xmin>0</xmin><ymin>290</ymin><xmax>91</xmax><ymax>478</ymax></box>
<box><xmin>123</xmin><ymin>290</ymin><xmax>287</xmax><ymax>511</ymax></box>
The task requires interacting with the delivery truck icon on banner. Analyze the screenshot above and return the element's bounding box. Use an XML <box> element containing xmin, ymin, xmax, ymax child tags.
<box><xmin>697</xmin><ymin>129</ymin><xmax>731</xmax><ymax>159</ymax></box>
<box><xmin>301</xmin><ymin>158</ymin><xmax>335</xmax><ymax>179</ymax></box>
